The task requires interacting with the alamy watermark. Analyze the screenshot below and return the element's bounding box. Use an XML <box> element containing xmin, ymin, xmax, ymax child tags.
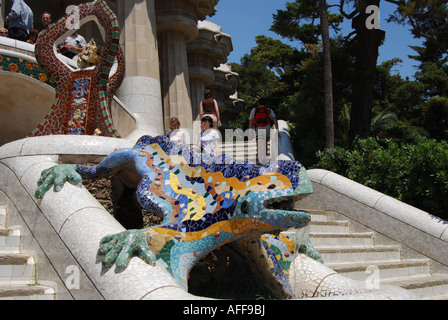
<box><xmin>65</xmin><ymin>5</ymin><xmax>80</xmax><ymax>30</ymax></box>
<box><xmin>65</xmin><ymin>265</ymin><xmax>80</xmax><ymax>290</ymax></box>
<box><xmin>168</xmin><ymin>121</ymin><xmax>281</xmax><ymax>166</ymax></box>
<box><xmin>365</xmin><ymin>5</ymin><xmax>380</xmax><ymax>30</ymax></box>
<box><xmin>365</xmin><ymin>265</ymin><xmax>381</xmax><ymax>290</ymax></box>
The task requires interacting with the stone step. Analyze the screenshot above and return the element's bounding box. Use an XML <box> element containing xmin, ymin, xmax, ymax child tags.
<box><xmin>219</xmin><ymin>140</ymin><xmax>263</xmax><ymax>147</ymax></box>
<box><xmin>325</xmin><ymin>259</ymin><xmax>432</xmax><ymax>282</ymax></box>
<box><xmin>220</xmin><ymin>144</ymin><xmax>258</xmax><ymax>150</ymax></box>
<box><xmin>0</xmin><ymin>284</ymin><xmax>55</xmax><ymax>300</ymax></box>
<box><xmin>315</xmin><ymin>245</ymin><xmax>402</xmax><ymax>264</ymax></box>
<box><xmin>0</xmin><ymin>254</ymin><xmax>35</xmax><ymax>285</ymax></box>
<box><xmin>293</xmin><ymin>209</ymin><xmax>448</xmax><ymax>299</ymax></box>
<box><xmin>381</xmin><ymin>274</ymin><xmax>448</xmax><ymax>300</ymax></box>
<box><xmin>0</xmin><ymin>207</ymin><xmax>6</xmax><ymax>227</ymax></box>
<box><xmin>220</xmin><ymin>142</ymin><xmax>259</xmax><ymax>149</ymax></box>
<box><xmin>0</xmin><ymin>227</ymin><xmax>21</xmax><ymax>253</ymax></box>
<box><xmin>309</xmin><ymin>232</ymin><xmax>375</xmax><ymax>247</ymax></box>
<box><xmin>219</xmin><ymin>141</ymin><xmax>271</xmax><ymax>160</ymax></box>
<box><xmin>0</xmin><ymin>203</ymin><xmax>56</xmax><ymax>299</ymax></box>
<box><xmin>0</xmin><ymin>253</ymin><xmax>30</xmax><ymax>265</ymax></box>
<box><xmin>310</xmin><ymin>220</ymin><xmax>351</xmax><ymax>234</ymax></box>
<box><xmin>308</xmin><ymin>211</ymin><xmax>330</xmax><ymax>222</ymax></box>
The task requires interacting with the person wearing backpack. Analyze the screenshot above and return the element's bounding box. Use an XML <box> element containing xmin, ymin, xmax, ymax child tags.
<box><xmin>248</xmin><ymin>98</ymin><xmax>280</xmax><ymax>164</ymax></box>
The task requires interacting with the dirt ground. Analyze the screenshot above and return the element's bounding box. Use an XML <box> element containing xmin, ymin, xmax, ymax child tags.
<box><xmin>82</xmin><ymin>176</ymin><xmax>162</xmax><ymax>227</ymax></box>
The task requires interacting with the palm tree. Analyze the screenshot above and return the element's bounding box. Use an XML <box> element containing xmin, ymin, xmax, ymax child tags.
<box><xmin>339</xmin><ymin>104</ymin><xmax>428</xmax><ymax>143</ymax></box>
<box><xmin>370</xmin><ymin>105</ymin><xmax>429</xmax><ymax>141</ymax></box>
<box><xmin>319</xmin><ymin>0</ymin><xmax>335</xmax><ymax>148</ymax></box>
<box><xmin>370</xmin><ymin>105</ymin><xmax>398</xmax><ymax>136</ymax></box>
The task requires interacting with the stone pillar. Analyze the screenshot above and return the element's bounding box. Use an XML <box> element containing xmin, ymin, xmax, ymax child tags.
<box><xmin>0</xmin><ymin>0</ymin><xmax>5</xmax><ymax>28</ymax></box>
<box><xmin>187</xmin><ymin>21</ymin><xmax>233</xmax><ymax>124</ymax></box>
<box><xmin>210</xmin><ymin>63</ymin><xmax>240</xmax><ymax>129</ymax></box>
<box><xmin>116</xmin><ymin>0</ymin><xmax>163</xmax><ymax>138</ymax></box>
<box><xmin>155</xmin><ymin>0</ymin><xmax>199</xmax><ymax>131</ymax></box>
<box><xmin>188</xmin><ymin>48</ymin><xmax>215</xmax><ymax>120</ymax></box>
<box><xmin>158</xmin><ymin>30</ymin><xmax>194</xmax><ymax>130</ymax></box>
<box><xmin>189</xmin><ymin>77</ymin><xmax>206</xmax><ymax>121</ymax></box>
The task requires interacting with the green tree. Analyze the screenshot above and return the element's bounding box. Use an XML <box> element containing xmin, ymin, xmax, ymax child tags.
<box><xmin>314</xmin><ymin>137</ymin><xmax>448</xmax><ymax>220</ymax></box>
<box><xmin>319</xmin><ymin>0</ymin><xmax>335</xmax><ymax>148</ymax></box>
<box><xmin>387</xmin><ymin>0</ymin><xmax>448</xmax><ymax>140</ymax></box>
<box><xmin>271</xmin><ymin>0</ymin><xmax>343</xmax><ymax>148</ymax></box>
<box><xmin>339</xmin><ymin>0</ymin><xmax>385</xmax><ymax>143</ymax></box>
<box><xmin>420</xmin><ymin>97</ymin><xmax>448</xmax><ymax>140</ymax></box>
<box><xmin>388</xmin><ymin>0</ymin><xmax>448</xmax><ymax>57</ymax></box>
<box><xmin>371</xmin><ymin>59</ymin><xmax>428</xmax><ymax>142</ymax></box>
<box><xmin>228</xmin><ymin>55</ymin><xmax>280</xmax><ymax>130</ymax></box>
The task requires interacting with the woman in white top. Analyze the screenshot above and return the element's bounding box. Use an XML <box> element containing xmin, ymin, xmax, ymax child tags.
<box><xmin>167</xmin><ymin>117</ymin><xmax>187</xmax><ymax>145</ymax></box>
<box><xmin>196</xmin><ymin>116</ymin><xmax>220</xmax><ymax>158</ymax></box>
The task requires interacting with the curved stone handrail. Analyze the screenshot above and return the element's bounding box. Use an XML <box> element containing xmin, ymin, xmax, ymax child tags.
<box><xmin>0</xmin><ymin>135</ymin><xmax>199</xmax><ymax>299</ymax></box>
<box><xmin>300</xmin><ymin>169</ymin><xmax>448</xmax><ymax>267</ymax></box>
<box><xmin>0</xmin><ymin>36</ymin><xmax>78</xmax><ymax>69</ymax></box>
<box><xmin>277</xmin><ymin>120</ymin><xmax>295</xmax><ymax>161</ymax></box>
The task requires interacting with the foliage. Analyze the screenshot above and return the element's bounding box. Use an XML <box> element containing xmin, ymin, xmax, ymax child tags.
<box><xmin>420</xmin><ymin>96</ymin><xmax>448</xmax><ymax>140</ymax></box>
<box><xmin>229</xmin><ymin>0</ymin><xmax>448</xmax><ymax>214</ymax></box>
<box><xmin>227</xmin><ymin>56</ymin><xmax>280</xmax><ymax>131</ymax></box>
<box><xmin>313</xmin><ymin>137</ymin><xmax>448</xmax><ymax>220</ymax></box>
<box><xmin>388</xmin><ymin>0</ymin><xmax>448</xmax><ymax>57</ymax></box>
<box><xmin>270</xmin><ymin>0</ymin><xmax>343</xmax><ymax>44</ymax></box>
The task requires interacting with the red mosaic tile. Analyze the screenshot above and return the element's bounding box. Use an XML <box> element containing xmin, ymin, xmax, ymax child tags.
<box><xmin>28</xmin><ymin>0</ymin><xmax>125</xmax><ymax>138</ymax></box>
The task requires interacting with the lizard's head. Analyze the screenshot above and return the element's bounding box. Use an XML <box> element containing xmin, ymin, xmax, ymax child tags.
<box><xmin>231</xmin><ymin>162</ymin><xmax>313</xmax><ymax>232</ymax></box>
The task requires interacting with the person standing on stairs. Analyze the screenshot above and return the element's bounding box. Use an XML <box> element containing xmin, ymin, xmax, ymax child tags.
<box><xmin>199</xmin><ymin>89</ymin><xmax>221</xmax><ymax>128</ymax></box>
<box><xmin>248</xmin><ymin>98</ymin><xmax>280</xmax><ymax>164</ymax></box>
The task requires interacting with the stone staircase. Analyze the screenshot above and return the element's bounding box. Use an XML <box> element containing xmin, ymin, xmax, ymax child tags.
<box><xmin>219</xmin><ymin>140</ymin><xmax>270</xmax><ymax>162</ymax></box>
<box><xmin>219</xmin><ymin>141</ymin><xmax>448</xmax><ymax>299</ymax></box>
<box><xmin>0</xmin><ymin>205</ymin><xmax>55</xmax><ymax>300</ymax></box>
<box><xmin>302</xmin><ymin>210</ymin><xmax>448</xmax><ymax>300</ymax></box>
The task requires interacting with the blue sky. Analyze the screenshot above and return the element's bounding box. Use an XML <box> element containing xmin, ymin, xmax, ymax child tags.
<box><xmin>207</xmin><ymin>0</ymin><xmax>423</xmax><ymax>79</ymax></box>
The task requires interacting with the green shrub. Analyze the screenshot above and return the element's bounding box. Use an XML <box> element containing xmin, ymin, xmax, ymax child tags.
<box><xmin>313</xmin><ymin>137</ymin><xmax>448</xmax><ymax>220</ymax></box>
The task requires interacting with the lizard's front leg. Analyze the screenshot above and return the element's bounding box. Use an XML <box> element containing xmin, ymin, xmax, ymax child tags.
<box><xmin>97</xmin><ymin>229</ymin><xmax>156</xmax><ymax>268</ymax></box>
<box><xmin>35</xmin><ymin>164</ymin><xmax>82</xmax><ymax>199</ymax></box>
<box><xmin>35</xmin><ymin>149</ymin><xmax>138</xmax><ymax>199</ymax></box>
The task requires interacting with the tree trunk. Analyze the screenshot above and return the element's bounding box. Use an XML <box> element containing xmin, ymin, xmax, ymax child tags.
<box><xmin>349</xmin><ymin>0</ymin><xmax>385</xmax><ymax>145</ymax></box>
<box><xmin>319</xmin><ymin>0</ymin><xmax>335</xmax><ymax>149</ymax></box>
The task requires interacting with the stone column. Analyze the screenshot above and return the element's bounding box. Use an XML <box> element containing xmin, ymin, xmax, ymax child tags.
<box><xmin>188</xmin><ymin>49</ymin><xmax>214</xmax><ymax>121</ymax></box>
<box><xmin>210</xmin><ymin>63</ymin><xmax>240</xmax><ymax>129</ymax></box>
<box><xmin>158</xmin><ymin>29</ymin><xmax>194</xmax><ymax>130</ymax></box>
<box><xmin>116</xmin><ymin>0</ymin><xmax>164</xmax><ymax>138</ymax></box>
<box><xmin>0</xmin><ymin>0</ymin><xmax>5</xmax><ymax>28</ymax></box>
<box><xmin>189</xmin><ymin>77</ymin><xmax>207</xmax><ymax>121</ymax></box>
<box><xmin>187</xmin><ymin>21</ymin><xmax>233</xmax><ymax>124</ymax></box>
<box><xmin>155</xmin><ymin>0</ymin><xmax>199</xmax><ymax>131</ymax></box>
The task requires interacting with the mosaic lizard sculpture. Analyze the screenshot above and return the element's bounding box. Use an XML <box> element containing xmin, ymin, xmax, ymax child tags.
<box><xmin>35</xmin><ymin>135</ymin><xmax>321</xmax><ymax>297</ymax></box>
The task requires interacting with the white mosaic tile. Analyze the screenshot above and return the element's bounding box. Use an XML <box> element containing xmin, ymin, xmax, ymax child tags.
<box><xmin>58</xmin><ymin>206</ymin><xmax>187</xmax><ymax>300</ymax></box>
<box><xmin>18</xmin><ymin>160</ymin><xmax>105</xmax><ymax>233</ymax></box>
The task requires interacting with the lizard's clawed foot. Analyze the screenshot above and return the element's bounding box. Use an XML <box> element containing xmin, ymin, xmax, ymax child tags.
<box><xmin>97</xmin><ymin>230</ymin><xmax>156</xmax><ymax>269</ymax></box>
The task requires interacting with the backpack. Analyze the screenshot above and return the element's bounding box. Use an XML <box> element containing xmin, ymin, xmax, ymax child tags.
<box><xmin>252</xmin><ymin>106</ymin><xmax>271</xmax><ymax>127</ymax></box>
